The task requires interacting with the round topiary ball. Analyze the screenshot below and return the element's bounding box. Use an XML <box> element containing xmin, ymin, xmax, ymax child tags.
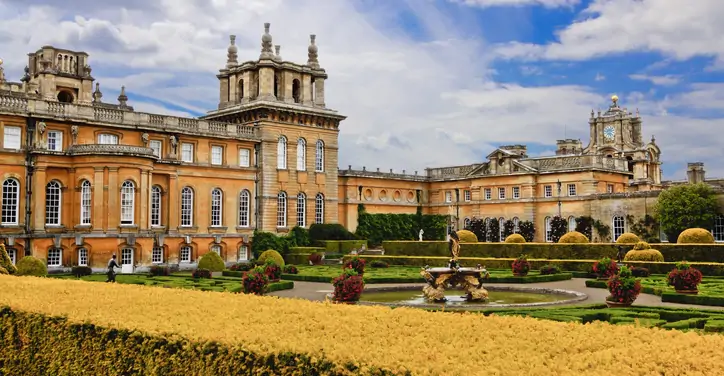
<box><xmin>198</xmin><ymin>251</ymin><xmax>225</xmax><ymax>272</ymax></box>
<box><xmin>258</xmin><ymin>249</ymin><xmax>285</xmax><ymax>267</ymax></box>
<box><xmin>504</xmin><ymin>234</ymin><xmax>526</xmax><ymax>243</ymax></box>
<box><xmin>558</xmin><ymin>231</ymin><xmax>590</xmax><ymax>244</ymax></box>
<box><xmin>0</xmin><ymin>266</ymin><xmax>8</xmax><ymax>275</ymax></box>
<box><xmin>633</xmin><ymin>241</ymin><xmax>651</xmax><ymax>250</ymax></box>
<box><xmin>16</xmin><ymin>256</ymin><xmax>47</xmax><ymax>277</ymax></box>
<box><xmin>456</xmin><ymin>230</ymin><xmax>478</xmax><ymax>243</ymax></box>
<box><xmin>616</xmin><ymin>233</ymin><xmax>640</xmax><ymax>244</ymax></box>
<box><xmin>624</xmin><ymin>249</ymin><xmax>664</xmax><ymax>262</ymax></box>
<box><xmin>677</xmin><ymin>228</ymin><xmax>715</xmax><ymax>244</ymax></box>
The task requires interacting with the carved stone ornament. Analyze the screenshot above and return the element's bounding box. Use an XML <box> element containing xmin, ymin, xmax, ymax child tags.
<box><xmin>141</xmin><ymin>133</ymin><xmax>149</xmax><ymax>146</ymax></box>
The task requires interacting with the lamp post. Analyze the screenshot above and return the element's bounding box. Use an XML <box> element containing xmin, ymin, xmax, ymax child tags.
<box><xmin>557</xmin><ymin>179</ymin><xmax>562</xmax><ymax>217</ymax></box>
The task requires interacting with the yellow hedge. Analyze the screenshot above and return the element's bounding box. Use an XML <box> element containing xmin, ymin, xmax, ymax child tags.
<box><xmin>258</xmin><ymin>249</ymin><xmax>285</xmax><ymax>267</ymax></box>
<box><xmin>3</xmin><ymin>276</ymin><xmax>724</xmax><ymax>375</ymax></box>
<box><xmin>558</xmin><ymin>231</ymin><xmax>589</xmax><ymax>244</ymax></box>
<box><xmin>624</xmin><ymin>249</ymin><xmax>665</xmax><ymax>262</ymax></box>
<box><xmin>633</xmin><ymin>241</ymin><xmax>651</xmax><ymax>250</ymax></box>
<box><xmin>504</xmin><ymin>234</ymin><xmax>526</xmax><ymax>243</ymax></box>
<box><xmin>678</xmin><ymin>228</ymin><xmax>715</xmax><ymax>244</ymax></box>
<box><xmin>456</xmin><ymin>230</ymin><xmax>478</xmax><ymax>243</ymax></box>
<box><xmin>615</xmin><ymin>233</ymin><xmax>640</xmax><ymax>244</ymax></box>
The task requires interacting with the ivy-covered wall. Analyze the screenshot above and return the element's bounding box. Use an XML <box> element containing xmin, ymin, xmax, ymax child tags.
<box><xmin>355</xmin><ymin>204</ymin><xmax>447</xmax><ymax>247</ymax></box>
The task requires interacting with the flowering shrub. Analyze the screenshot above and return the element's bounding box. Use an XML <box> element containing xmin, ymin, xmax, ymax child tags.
<box><xmin>606</xmin><ymin>266</ymin><xmax>642</xmax><ymax>304</ymax></box>
<box><xmin>283</xmin><ymin>265</ymin><xmax>299</xmax><ymax>274</ymax></box>
<box><xmin>242</xmin><ymin>266</ymin><xmax>270</xmax><ymax>295</ymax></box>
<box><xmin>263</xmin><ymin>260</ymin><xmax>282</xmax><ymax>281</ymax></box>
<box><xmin>539</xmin><ymin>264</ymin><xmax>561</xmax><ymax>275</ymax></box>
<box><xmin>332</xmin><ymin>269</ymin><xmax>365</xmax><ymax>302</ymax></box>
<box><xmin>229</xmin><ymin>263</ymin><xmax>255</xmax><ymax>272</ymax></box>
<box><xmin>667</xmin><ymin>261</ymin><xmax>703</xmax><ymax>291</ymax></box>
<box><xmin>343</xmin><ymin>256</ymin><xmax>366</xmax><ymax>275</ymax></box>
<box><xmin>192</xmin><ymin>268</ymin><xmax>212</xmax><ymax>279</ymax></box>
<box><xmin>308</xmin><ymin>252</ymin><xmax>323</xmax><ymax>266</ymax></box>
<box><xmin>511</xmin><ymin>255</ymin><xmax>531</xmax><ymax>276</ymax></box>
<box><xmin>592</xmin><ymin>257</ymin><xmax>619</xmax><ymax>279</ymax></box>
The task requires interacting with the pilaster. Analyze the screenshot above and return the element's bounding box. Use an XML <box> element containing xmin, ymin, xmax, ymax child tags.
<box><xmin>314</xmin><ymin>77</ymin><xmax>325</xmax><ymax>107</ymax></box>
<box><xmin>168</xmin><ymin>174</ymin><xmax>179</xmax><ymax>232</ymax></box>
<box><xmin>92</xmin><ymin>167</ymin><xmax>104</xmax><ymax>232</ymax></box>
<box><xmin>67</xmin><ymin>168</ymin><xmax>76</xmax><ymax>227</ymax></box>
<box><xmin>107</xmin><ymin>167</ymin><xmax>119</xmax><ymax>229</ymax></box>
<box><xmin>219</xmin><ymin>77</ymin><xmax>229</xmax><ymax>107</ymax></box>
<box><xmin>302</xmin><ymin>74</ymin><xmax>313</xmax><ymax>105</ymax></box>
<box><xmin>32</xmin><ymin>168</ymin><xmax>47</xmax><ymax>232</ymax></box>
<box><xmin>258</xmin><ymin>66</ymin><xmax>275</xmax><ymax>101</ymax></box>
<box><xmin>139</xmin><ymin>170</ymin><xmax>150</xmax><ymax>230</ymax></box>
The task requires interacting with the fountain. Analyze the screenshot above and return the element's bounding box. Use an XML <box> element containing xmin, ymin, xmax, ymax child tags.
<box><xmin>420</xmin><ymin>231</ymin><xmax>490</xmax><ymax>303</ymax></box>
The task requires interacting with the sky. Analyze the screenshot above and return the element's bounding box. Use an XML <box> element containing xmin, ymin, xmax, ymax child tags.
<box><xmin>1</xmin><ymin>0</ymin><xmax>723</xmax><ymax>180</ymax></box>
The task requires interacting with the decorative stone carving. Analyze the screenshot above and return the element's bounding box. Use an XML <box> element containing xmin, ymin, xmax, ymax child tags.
<box><xmin>169</xmin><ymin>135</ymin><xmax>178</xmax><ymax>158</ymax></box>
<box><xmin>68</xmin><ymin>144</ymin><xmax>156</xmax><ymax>158</ymax></box>
<box><xmin>71</xmin><ymin>125</ymin><xmax>79</xmax><ymax>145</ymax></box>
<box><xmin>141</xmin><ymin>133</ymin><xmax>149</xmax><ymax>146</ymax></box>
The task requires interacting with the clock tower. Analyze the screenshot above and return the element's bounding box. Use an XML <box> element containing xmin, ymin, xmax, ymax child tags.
<box><xmin>582</xmin><ymin>95</ymin><xmax>662</xmax><ymax>189</ymax></box>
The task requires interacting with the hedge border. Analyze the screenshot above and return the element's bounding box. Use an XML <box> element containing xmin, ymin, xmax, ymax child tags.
<box><xmin>278</xmin><ymin>272</ymin><xmax>572</xmax><ymax>284</ymax></box>
<box><xmin>584</xmin><ymin>279</ymin><xmax>724</xmax><ymax>307</ymax></box>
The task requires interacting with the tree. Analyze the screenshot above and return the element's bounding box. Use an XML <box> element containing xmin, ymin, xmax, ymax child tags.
<box><xmin>502</xmin><ymin>219</ymin><xmax>516</xmax><ymax>239</ymax></box>
<box><xmin>469</xmin><ymin>217</ymin><xmax>487</xmax><ymax>242</ymax></box>
<box><xmin>487</xmin><ymin>219</ymin><xmax>501</xmax><ymax>242</ymax></box>
<box><xmin>550</xmin><ymin>216</ymin><xmax>568</xmax><ymax>243</ymax></box>
<box><xmin>518</xmin><ymin>221</ymin><xmax>535</xmax><ymax>242</ymax></box>
<box><xmin>655</xmin><ymin>183</ymin><xmax>720</xmax><ymax>241</ymax></box>
<box><xmin>575</xmin><ymin>216</ymin><xmax>594</xmax><ymax>241</ymax></box>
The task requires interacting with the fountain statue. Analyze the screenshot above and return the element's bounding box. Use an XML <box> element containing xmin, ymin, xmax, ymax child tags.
<box><xmin>420</xmin><ymin>231</ymin><xmax>490</xmax><ymax>303</ymax></box>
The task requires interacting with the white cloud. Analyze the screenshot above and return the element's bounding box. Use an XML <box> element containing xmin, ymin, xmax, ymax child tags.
<box><xmin>594</xmin><ymin>73</ymin><xmax>605</xmax><ymax>81</ymax></box>
<box><xmin>449</xmin><ymin>0</ymin><xmax>580</xmax><ymax>8</ymax></box>
<box><xmin>629</xmin><ymin>74</ymin><xmax>680</xmax><ymax>86</ymax></box>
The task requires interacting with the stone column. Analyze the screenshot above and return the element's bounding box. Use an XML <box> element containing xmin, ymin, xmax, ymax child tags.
<box><xmin>302</xmin><ymin>74</ymin><xmax>313</xmax><ymax>105</ymax></box>
<box><xmin>219</xmin><ymin>77</ymin><xmax>229</xmax><ymax>107</ymax></box>
<box><xmin>92</xmin><ymin>167</ymin><xmax>104</xmax><ymax>232</ymax></box>
<box><xmin>258</xmin><ymin>66</ymin><xmax>275</xmax><ymax>101</ymax></box>
<box><xmin>314</xmin><ymin>77</ymin><xmax>325</xmax><ymax>107</ymax></box>
<box><xmin>139</xmin><ymin>170</ymin><xmax>150</xmax><ymax>230</ymax></box>
<box><xmin>168</xmin><ymin>174</ymin><xmax>179</xmax><ymax>232</ymax></box>
<box><xmin>32</xmin><ymin>167</ymin><xmax>47</xmax><ymax>232</ymax></box>
<box><xmin>107</xmin><ymin>167</ymin><xmax>119</xmax><ymax>230</ymax></box>
<box><xmin>67</xmin><ymin>168</ymin><xmax>76</xmax><ymax>227</ymax></box>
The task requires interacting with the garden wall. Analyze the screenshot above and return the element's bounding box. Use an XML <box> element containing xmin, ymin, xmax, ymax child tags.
<box><xmin>381</xmin><ymin>241</ymin><xmax>724</xmax><ymax>262</ymax></box>
<box><xmin>316</xmin><ymin>240</ymin><xmax>367</xmax><ymax>253</ymax></box>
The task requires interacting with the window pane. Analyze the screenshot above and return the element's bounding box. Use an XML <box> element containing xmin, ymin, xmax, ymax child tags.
<box><xmin>3</xmin><ymin>126</ymin><xmax>21</xmax><ymax>149</ymax></box>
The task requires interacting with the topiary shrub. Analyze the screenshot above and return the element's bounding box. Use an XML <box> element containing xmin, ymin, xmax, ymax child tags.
<box><xmin>283</xmin><ymin>264</ymin><xmax>299</xmax><ymax>274</ymax></box>
<box><xmin>16</xmin><ymin>256</ymin><xmax>47</xmax><ymax>277</ymax></box>
<box><xmin>370</xmin><ymin>260</ymin><xmax>389</xmax><ymax>268</ymax></box>
<box><xmin>504</xmin><ymin>234</ymin><xmax>526</xmax><ymax>243</ymax></box>
<box><xmin>624</xmin><ymin>249</ymin><xmax>665</xmax><ymax>262</ymax></box>
<box><xmin>630</xmin><ymin>267</ymin><xmax>650</xmax><ymax>278</ymax></box>
<box><xmin>198</xmin><ymin>251</ymin><xmax>225</xmax><ymax>272</ymax></box>
<box><xmin>0</xmin><ymin>243</ymin><xmax>17</xmax><ymax>274</ymax></box>
<box><xmin>539</xmin><ymin>264</ymin><xmax>561</xmax><ymax>275</ymax></box>
<box><xmin>677</xmin><ymin>228</ymin><xmax>715</xmax><ymax>244</ymax></box>
<box><xmin>192</xmin><ymin>268</ymin><xmax>212</xmax><ymax>279</ymax></box>
<box><xmin>148</xmin><ymin>265</ymin><xmax>170</xmax><ymax>277</ymax></box>
<box><xmin>72</xmin><ymin>266</ymin><xmax>92</xmax><ymax>278</ymax></box>
<box><xmin>558</xmin><ymin>231</ymin><xmax>590</xmax><ymax>244</ymax></box>
<box><xmin>242</xmin><ymin>266</ymin><xmax>269</xmax><ymax>295</ymax></box>
<box><xmin>456</xmin><ymin>230</ymin><xmax>478</xmax><ymax>243</ymax></box>
<box><xmin>257</xmin><ymin>249</ymin><xmax>285</xmax><ymax>267</ymax></box>
<box><xmin>633</xmin><ymin>241</ymin><xmax>651</xmax><ymax>250</ymax></box>
<box><xmin>615</xmin><ymin>233</ymin><xmax>640</xmax><ymax>244</ymax></box>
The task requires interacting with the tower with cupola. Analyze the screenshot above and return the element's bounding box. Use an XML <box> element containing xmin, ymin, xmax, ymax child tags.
<box><xmin>202</xmin><ymin>23</ymin><xmax>346</xmax><ymax>233</ymax></box>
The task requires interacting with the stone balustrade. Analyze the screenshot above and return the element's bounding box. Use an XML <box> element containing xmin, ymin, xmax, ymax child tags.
<box><xmin>67</xmin><ymin>144</ymin><xmax>157</xmax><ymax>158</ymax></box>
<box><xmin>0</xmin><ymin>94</ymin><xmax>259</xmax><ymax>140</ymax></box>
<box><xmin>522</xmin><ymin>154</ymin><xmax>630</xmax><ymax>173</ymax></box>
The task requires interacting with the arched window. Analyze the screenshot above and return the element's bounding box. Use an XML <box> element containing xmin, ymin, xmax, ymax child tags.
<box><xmin>277</xmin><ymin>136</ymin><xmax>287</xmax><ymax>169</ymax></box>
<box><xmin>713</xmin><ymin>215</ymin><xmax>724</xmax><ymax>242</ymax></box>
<box><xmin>120</xmin><ymin>180</ymin><xmax>135</xmax><ymax>225</ymax></box>
<box><xmin>277</xmin><ymin>192</ymin><xmax>287</xmax><ymax>228</ymax></box>
<box><xmin>315</xmin><ymin>140</ymin><xmax>325</xmax><ymax>172</ymax></box>
<box><xmin>47</xmin><ymin>247</ymin><xmax>62</xmax><ymax>266</ymax></box>
<box><xmin>239</xmin><ymin>190</ymin><xmax>250</xmax><ymax>227</ymax></box>
<box><xmin>498</xmin><ymin>217</ymin><xmax>505</xmax><ymax>242</ymax></box>
<box><xmin>545</xmin><ymin>216</ymin><xmax>552</xmax><ymax>242</ymax></box>
<box><xmin>78</xmin><ymin>248</ymin><xmax>88</xmax><ymax>266</ymax></box>
<box><xmin>296</xmin><ymin>192</ymin><xmax>306</xmax><ymax>227</ymax></box>
<box><xmin>568</xmin><ymin>216</ymin><xmax>576</xmax><ymax>233</ymax></box>
<box><xmin>7</xmin><ymin>247</ymin><xmax>16</xmax><ymax>265</ymax></box>
<box><xmin>180</xmin><ymin>187</ymin><xmax>194</xmax><ymax>227</ymax></box>
<box><xmin>612</xmin><ymin>216</ymin><xmax>625</xmax><ymax>242</ymax></box>
<box><xmin>210</xmin><ymin>244</ymin><xmax>221</xmax><ymax>255</ymax></box>
<box><xmin>1</xmin><ymin>178</ymin><xmax>19</xmax><ymax>225</ymax></box>
<box><xmin>513</xmin><ymin>217</ymin><xmax>520</xmax><ymax>233</ymax></box>
<box><xmin>45</xmin><ymin>181</ymin><xmax>62</xmax><ymax>226</ymax></box>
<box><xmin>238</xmin><ymin>79</ymin><xmax>244</xmax><ymax>101</ymax></box>
<box><xmin>151</xmin><ymin>186</ymin><xmax>161</xmax><ymax>227</ymax></box>
<box><xmin>296</xmin><ymin>138</ymin><xmax>306</xmax><ymax>171</ymax></box>
<box><xmin>626</xmin><ymin>156</ymin><xmax>634</xmax><ymax>173</ymax></box>
<box><xmin>464</xmin><ymin>217</ymin><xmax>471</xmax><ymax>230</ymax></box>
<box><xmin>80</xmin><ymin>180</ymin><xmax>92</xmax><ymax>225</ymax></box>
<box><xmin>210</xmin><ymin>188</ymin><xmax>223</xmax><ymax>227</ymax></box>
<box><xmin>180</xmin><ymin>246</ymin><xmax>192</xmax><ymax>263</ymax></box>
<box><xmin>315</xmin><ymin>193</ymin><xmax>324</xmax><ymax>224</ymax></box>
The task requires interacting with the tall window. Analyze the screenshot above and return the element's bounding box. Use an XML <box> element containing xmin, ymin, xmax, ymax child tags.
<box><xmin>568</xmin><ymin>216</ymin><xmax>576</xmax><ymax>232</ymax></box>
<box><xmin>151</xmin><ymin>186</ymin><xmax>161</xmax><ymax>227</ymax></box>
<box><xmin>498</xmin><ymin>217</ymin><xmax>505</xmax><ymax>241</ymax></box>
<box><xmin>239</xmin><ymin>148</ymin><xmax>250</xmax><ymax>167</ymax></box>
<box><xmin>498</xmin><ymin>187</ymin><xmax>506</xmax><ymax>199</ymax></box>
<box><xmin>239</xmin><ymin>190</ymin><xmax>250</xmax><ymax>227</ymax></box>
<box><xmin>544</xmin><ymin>185</ymin><xmax>552</xmax><ymax>197</ymax></box>
<box><xmin>150</xmin><ymin>140</ymin><xmax>162</xmax><ymax>158</ymax></box>
<box><xmin>277</xmin><ymin>136</ymin><xmax>287</xmax><ymax>169</ymax></box>
<box><xmin>239</xmin><ymin>245</ymin><xmax>249</xmax><ymax>261</ymax></box>
<box><xmin>512</xmin><ymin>187</ymin><xmax>520</xmax><ymax>199</ymax></box>
<box><xmin>1</xmin><ymin>178</ymin><xmax>19</xmax><ymax>225</ymax></box>
<box><xmin>98</xmin><ymin>133</ymin><xmax>119</xmax><ymax>145</ymax></box>
<box><xmin>180</xmin><ymin>187</ymin><xmax>194</xmax><ymax>227</ymax></box>
<box><xmin>464</xmin><ymin>190</ymin><xmax>471</xmax><ymax>201</ymax></box>
<box><xmin>513</xmin><ymin>217</ymin><xmax>520</xmax><ymax>233</ymax></box>
<box><xmin>545</xmin><ymin>216</ymin><xmax>552</xmax><ymax>242</ymax></box>
<box><xmin>180</xmin><ymin>246</ymin><xmax>191</xmax><ymax>263</ymax></box>
<box><xmin>713</xmin><ymin>215</ymin><xmax>724</xmax><ymax>242</ymax></box>
<box><xmin>152</xmin><ymin>246</ymin><xmax>163</xmax><ymax>263</ymax></box>
<box><xmin>47</xmin><ymin>248</ymin><xmax>62</xmax><ymax>267</ymax></box>
<box><xmin>78</xmin><ymin>248</ymin><xmax>88</xmax><ymax>266</ymax></box>
<box><xmin>80</xmin><ymin>180</ymin><xmax>91</xmax><ymax>225</ymax></box>
<box><xmin>464</xmin><ymin>217</ymin><xmax>471</xmax><ymax>230</ymax></box>
<box><xmin>567</xmin><ymin>184</ymin><xmax>577</xmax><ymax>196</ymax></box>
<box><xmin>445</xmin><ymin>191</ymin><xmax>452</xmax><ymax>203</ymax></box>
<box><xmin>211</xmin><ymin>146</ymin><xmax>223</xmax><ymax>165</ymax></box>
<box><xmin>210</xmin><ymin>245</ymin><xmax>221</xmax><ymax>255</ymax></box>
<box><xmin>277</xmin><ymin>192</ymin><xmax>287</xmax><ymax>227</ymax></box>
<box><xmin>315</xmin><ymin>140</ymin><xmax>325</xmax><ymax>172</ymax></box>
<box><xmin>484</xmin><ymin>188</ymin><xmax>491</xmax><ymax>200</ymax></box>
<box><xmin>7</xmin><ymin>248</ymin><xmax>16</xmax><ymax>265</ymax></box>
<box><xmin>296</xmin><ymin>138</ymin><xmax>306</xmax><ymax>170</ymax></box>
<box><xmin>612</xmin><ymin>216</ymin><xmax>625</xmax><ymax>241</ymax></box>
<box><xmin>181</xmin><ymin>143</ymin><xmax>194</xmax><ymax>163</ymax></box>
<box><xmin>315</xmin><ymin>193</ymin><xmax>324</xmax><ymax>224</ymax></box>
<box><xmin>120</xmin><ymin>180</ymin><xmax>135</xmax><ymax>225</ymax></box>
<box><xmin>296</xmin><ymin>192</ymin><xmax>306</xmax><ymax>227</ymax></box>
<box><xmin>47</xmin><ymin>130</ymin><xmax>63</xmax><ymax>151</ymax></box>
<box><xmin>45</xmin><ymin>181</ymin><xmax>62</xmax><ymax>225</ymax></box>
<box><xmin>3</xmin><ymin>126</ymin><xmax>21</xmax><ymax>149</ymax></box>
<box><xmin>210</xmin><ymin>188</ymin><xmax>223</xmax><ymax>226</ymax></box>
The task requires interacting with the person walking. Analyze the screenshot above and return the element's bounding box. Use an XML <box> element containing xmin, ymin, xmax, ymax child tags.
<box><xmin>106</xmin><ymin>254</ymin><xmax>121</xmax><ymax>283</ymax></box>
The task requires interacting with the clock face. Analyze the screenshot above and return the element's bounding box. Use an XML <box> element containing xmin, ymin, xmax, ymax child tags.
<box><xmin>603</xmin><ymin>125</ymin><xmax>615</xmax><ymax>141</ymax></box>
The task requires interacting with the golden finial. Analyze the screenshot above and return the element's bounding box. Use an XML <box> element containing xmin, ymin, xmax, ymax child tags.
<box><xmin>611</xmin><ymin>94</ymin><xmax>619</xmax><ymax>104</ymax></box>
<box><xmin>0</xmin><ymin>58</ymin><xmax>4</xmax><ymax>65</ymax></box>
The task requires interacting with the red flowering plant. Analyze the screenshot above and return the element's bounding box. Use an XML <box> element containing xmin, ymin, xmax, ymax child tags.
<box><xmin>606</xmin><ymin>265</ymin><xmax>641</xmax><ymax>304</ymax></box>
<box><xmin>263</xmin><ymin>259</ymin><xmax>282</xmax><ymax>282</ymax></box>
<box><xmin>343</xmin><ymin>256</ymin><xmax>366</xmax><ymax>276</ymax></box>
<box><xmin>308</xmin><ymin>253</ymin><xmax>323</xmax><ymax>266</ymax></box>
<box><xmin>667</xmin><ymin>261</ymin><xmax>703</xmax><ymax>291</ymax></box>
<box><xmin>511</xmin><ymin>255</ymin><xmax>531</xmax><ymax>276</ymax></box>
<box><xmin>242</xmin><ymin>266</ymin><xmax>270</xmax><ymax>295</ymax></box>
<box><xmin>592</xmin><ymin>257</ymin><xmax>619</xmax><ymax>279</ymax></box>
<box><xmin>331</xmin><ymin>268</ymin><xmax>365</xmax><ymax>303</ymax></box>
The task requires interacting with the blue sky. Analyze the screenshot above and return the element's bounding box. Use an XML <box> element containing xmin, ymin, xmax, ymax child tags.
<box><xmin>1</xmin><ymin>0</ymin><xmax>723</xmax><ymax>180</ymax></box>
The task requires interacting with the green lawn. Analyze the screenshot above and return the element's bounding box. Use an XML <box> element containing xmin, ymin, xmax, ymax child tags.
<box><xmin>50</xmin><ymin>273</ymin><xmax>293</xmax><ymax>293</ymax></box>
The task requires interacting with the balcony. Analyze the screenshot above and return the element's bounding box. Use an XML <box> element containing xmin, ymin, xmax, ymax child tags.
<box><xmin>67</xmin><ymin>144</ymin><xmax>157</xmax><ymax>159</ymax></box>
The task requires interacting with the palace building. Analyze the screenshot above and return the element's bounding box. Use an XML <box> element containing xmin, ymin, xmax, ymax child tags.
<box><xmin>0</xmin><ymin>23</ymin><xmax>722</xmax><ymax>273</ymax></box>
